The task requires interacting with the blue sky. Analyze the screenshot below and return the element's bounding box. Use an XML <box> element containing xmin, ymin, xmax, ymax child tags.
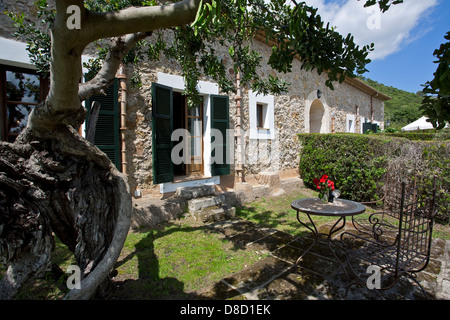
<box><xmin>303</xmin><ymin>0</ymin><xmax>450</xmax><ymax>94</ymax></box>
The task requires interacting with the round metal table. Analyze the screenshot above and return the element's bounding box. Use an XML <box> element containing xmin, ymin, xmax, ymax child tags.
<box><xmin>291</xmin><ymin>198</ymin><xmax>366</xmax><ymax>274</ymax></box>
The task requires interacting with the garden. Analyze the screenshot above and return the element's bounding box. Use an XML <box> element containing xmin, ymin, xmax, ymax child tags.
<box><xmin>1</xmin><ymin>133</ymin><xmax>449</xmax><ymax>300</ymax></box>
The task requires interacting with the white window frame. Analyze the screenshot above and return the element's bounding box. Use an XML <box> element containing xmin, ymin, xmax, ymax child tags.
<box><xmin>156</xmin><ymin>72</ymin><xmax>221</xmax><ymax>193</ymax></box>
<box><xmin>346</xmin><ymin>114</ymin><xmax>356</xmax><ymax>133</ymax></box>
<box><xmin>249</xmin><ymin>90</ymin><xmax>275</xmax><ymax>140</ymax></box>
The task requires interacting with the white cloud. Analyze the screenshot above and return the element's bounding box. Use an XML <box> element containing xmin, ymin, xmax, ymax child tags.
<box><xmin>302</xmin><ymin>0</ymin><xmax>438</xmax><ymax>60</ymax></box>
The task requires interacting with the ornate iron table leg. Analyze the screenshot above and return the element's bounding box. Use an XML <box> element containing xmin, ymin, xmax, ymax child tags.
<box><xmin>295</xmin><ymin>210</ymin><xmax>319</xmax><ymax>265</ymax></box>
<box><xmin>295</xmin><ymin>210</ymin><xmax>350</xmax><ymax>280</ymax></box>
<box><xmin>327</xmin><ymin>216</ymin><xmax>350</xmax><ymax>280</ymax></box>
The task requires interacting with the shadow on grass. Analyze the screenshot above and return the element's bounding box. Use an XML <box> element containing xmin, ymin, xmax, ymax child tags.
<box><xmin>236</xmin><ymin>204</ymin><xmax>325</xmax><ymax>238</ymax></box>
<box><xmin>110</xmin><ymin>223</ymin><xmax>206</xmax><ymax>300</ymax></box>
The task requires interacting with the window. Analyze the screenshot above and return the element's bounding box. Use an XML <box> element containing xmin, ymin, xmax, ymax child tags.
<box><xmin>346</xmin><ymin>114</ymin><xmax>356</xmax><ymax>133</ymax></box>
<box><xmin>84</xmin><ymin>78</ymin><xmax>120</xmax><ymax>170</ymax></box>
<box><xmin>0</xmin><ymin>65</ymin><xmax>49</xmax><ymax>142</ymax></box>
<box><xmin>151</xmin><ymin>83</ymin><xmax>230</xmax><ymax>184</ymax></box>
<box><xmin>256</xmin><ymin>103</ymin><xmax>265</xmax><ymax>128</ymax></box>
<box><xmin>173</xmin><ymin>91</ymin><xmax>204</xmax><ymax>177</ymax></box>
<box><xmin>249</xmin><ymin>91</ymin><xmax>274</xmax><ymax>139</ymax></box>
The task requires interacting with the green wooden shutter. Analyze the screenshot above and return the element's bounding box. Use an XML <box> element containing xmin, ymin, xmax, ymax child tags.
<box><xmin>211</xmin><ymin>95</ymin><xmax>230</xmax><ymax>176</ymax></box>
<box><xmin>152</xmin><ymin>83</ymin><xmax>174</xmax><ymax>184</ymax></box>
<box><xmin>85</xmin><ymin>79</ymin><xmax>120</xmax><ymax>170</ymax></box>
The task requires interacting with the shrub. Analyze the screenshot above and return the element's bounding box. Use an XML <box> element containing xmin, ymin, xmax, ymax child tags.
<box><xmin>298</xmin><ymin>134</ymin><xmax>388</xmax><ymax>202</ymax></box>
<box><xmin>298</xmin><ymin>134</ymin><xmax>450</xmax><ymax>224</ymax></box>
<box><xmin>377</xmin><ymin>132</ymin><xmax>450</xmax><ymax>141</ymax></box>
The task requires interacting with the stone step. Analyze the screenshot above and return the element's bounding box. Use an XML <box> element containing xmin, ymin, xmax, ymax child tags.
<box><xmin>175</xmin><ymin>185</ymin><xmax>216</xmax><ymax>200</ymax></box>
<box><xmin>131</xmin><ymin>197</ymin><xmax>186</xmax><ymax>230</ymax></box>
<box><xmin>280</xmin><ymin>177</ymin><xmax>304</xmax><ymax>190</ymax></box>
<box><xmin>188</xmin><ymin>194</ymin><xmax>226</xmax><ymax>214</ymax></box>
<box><xmin>193</xmin><ymin>205</ymin><xmax>236</xmax><ymax>223</ymax></box>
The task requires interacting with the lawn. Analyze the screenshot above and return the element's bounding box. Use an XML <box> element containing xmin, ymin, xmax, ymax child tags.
<box><xmin>2</xmin><ymin>187</ymin><xmax>449</xmax><ymax>299</ymax></box>
<box><xmin>109</xmin><ymin>220</ymin><xmax>265</xmax><ymax>299</ymax></box>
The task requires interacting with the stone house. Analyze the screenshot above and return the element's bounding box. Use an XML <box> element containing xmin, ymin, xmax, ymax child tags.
<box><xmin>0</xmin><ymin>2</ymin><xmax>390</xmax><ymax>219</ymax></box>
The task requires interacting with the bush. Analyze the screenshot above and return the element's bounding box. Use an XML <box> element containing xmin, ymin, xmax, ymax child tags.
<box><xmin>376</xmin><ymin>132</ymin><xmax>450</xmax><ymax>141</ymax></box>
<box><xmin>298</xmin><ymin>134</ymin><xmax>388</xmax><ymax>202</ymax></box>
<box><xmin>298</xmin><ymin>134</ymin><xmax>450</xmax><ymax>224</ymax></box>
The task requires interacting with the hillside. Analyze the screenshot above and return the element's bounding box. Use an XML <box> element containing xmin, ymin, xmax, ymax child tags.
<box><xmin>358</xmin><ymin>76</ymin><xmax>423</xmax><ymax>128</ymax></box>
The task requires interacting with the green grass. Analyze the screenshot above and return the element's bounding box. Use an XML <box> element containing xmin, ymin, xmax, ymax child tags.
<box><xmin>3</xmin><ymin>187</ymin><xmax>448</xmax><ymax>299</ymax></box>
<box><xmin>236</xmin><ymin>189</ymin><xmax>374</xmax><ymax>236</ymax></box>
<box><xmin>4</xmin><ymin>219</ymin><xmax>265</xmax><ymax>300</ymax></box>
<box><xmin>237</xmin><ymin>189</ymin><xmax>450</xmax><ymax>241</ymax></box>
<box><xmin>111</xmin><ymin>220</ymin><xmax>264</xmax><ymax>299</ymax></box>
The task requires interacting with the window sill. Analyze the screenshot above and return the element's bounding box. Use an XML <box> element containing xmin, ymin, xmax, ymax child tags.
<box><xmin>173</xmin><ymin>174</ymin><xmax>211</xmax><ymax>183</ymax></box>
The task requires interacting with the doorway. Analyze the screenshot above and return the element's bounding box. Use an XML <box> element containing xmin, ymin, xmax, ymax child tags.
<box><xmin>309</xmin><ymin>99</ymin><xmax>325</xmax><ymax>133</ymax></box>
<box><xmin>173</xmin><ymin>92</ymin><xmax>204</xmax><ymax>178</ymax></box>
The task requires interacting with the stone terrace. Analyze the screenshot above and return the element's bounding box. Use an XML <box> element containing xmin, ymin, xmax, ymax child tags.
<box><xmin>195</xmin><ymin>219</ymin><xmax>450</xmax><ymax>300</ymax></box>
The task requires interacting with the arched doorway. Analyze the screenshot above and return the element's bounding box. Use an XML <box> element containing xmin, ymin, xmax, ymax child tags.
<box><xmin>309</xmin><ymin>99</ymin><xmax>325</xmax><ymax>133</ymax></box>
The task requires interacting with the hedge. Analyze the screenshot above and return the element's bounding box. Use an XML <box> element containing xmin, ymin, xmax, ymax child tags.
<box><xmin>298</xmin><ymin>133</ymin><xmax>450</xmax><ymax>224</ymax></box>
<box><xmin>374</xmin><ymin>131</ymin><xmax>450</xmax><ymax>141</ymax></box>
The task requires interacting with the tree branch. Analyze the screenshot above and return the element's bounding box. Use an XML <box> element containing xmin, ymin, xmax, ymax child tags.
<box><xmin>78</xmin><ymin>32</ymin><xmax>148</xmax><ymax>102</ymax></box>
<box><xmin>82</xmin><ymin>0</ymin><xmax>201</xmax><ymax>44</ymax></box>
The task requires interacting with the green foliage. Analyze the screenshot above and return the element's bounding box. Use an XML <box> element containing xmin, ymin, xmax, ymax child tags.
<box><xmin>7</xmin><ymin>0</ymin><xmax>377</xmax><ymax>106</ymax></box>
<box><xmin>363</xmin><ymin>0</ymin><xmax>404</xmax><ymax>12</ymax></box>
<box><xmin>84</xmin><ymin>0</ymin><xmax>155</xmax><ymax>11</ymax></box>
<box><xmin>5</xmin><ymin>0</ymin><xmax>54</xmax><ymax>76</ymax></box>
<box><xmin>298</xmin><ymin>134</ymin><xmax>388</xmax><ymax>202</ymax></box>
<box><xmin>421</xmin><ymin>31</ymin><xmax>450</xmax><ymax>130</ymax></box>
<box><xmin>377</xmin><ymin>131</ymin><xmax>450</xmax><ymax>141</ymax></box>
<box><xmin>361</xmin><ymin>31</ymin><xmax>450</xmax><ymax>130</ymax></box>
<box><xmin>359</xmin><ymin>76</ymin><xmax>423</xmax><ymax>129</ymax></box>
<box><xmin>298</xmin><ymin>134</ymin><xmax>450</xmax><ymax>224</ymax></box>
<box><xmin>419</xmin><ymin>142</ymin><xmax>450</xmax><ymax>223</ymax></box>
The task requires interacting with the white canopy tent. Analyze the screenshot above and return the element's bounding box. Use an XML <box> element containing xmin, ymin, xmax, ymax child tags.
<box><xmin>401</xmin><ymin>116</ymin><xmax>437</xmax><ymax>131</ymax></box>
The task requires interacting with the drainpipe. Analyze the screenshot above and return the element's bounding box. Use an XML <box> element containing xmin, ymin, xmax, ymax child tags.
<box><xmin>370</xmin><ymin>93</ymin><xmax>379</xmax><ymax>124</ymax></box>
<box><xmin>235</xmin><ymin>71</ymin><xmax>244</xmax><ymax>183</ymax></box>
<box><xmin>116</xmin><ymin>63</ymin><xmax>128</xmax><ymax>175</ymax></box>
<box><xmin>370</xmin><ymin>95</ymin><xmax>373</xmax><ymax>123</ymax></box>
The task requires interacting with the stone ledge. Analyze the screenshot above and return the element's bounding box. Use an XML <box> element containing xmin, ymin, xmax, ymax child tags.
<box><xmin>131</xmin><ymin>197</ymin><xmax>187</xmax><ymax>230</ymax></box>
<box><xmin>175</xmin><ymin>185</ymin><xmax>216</xmax><ymax>200</ymax></box>
<box><xmin>188</xmin><ymin>195</ymin><xmax>226</xmax><ymax>214</ymax></box>
<box><xmin>193</xmin><ymin>206</ymin><xmax>236</xmax><ymax>223</ymax></box>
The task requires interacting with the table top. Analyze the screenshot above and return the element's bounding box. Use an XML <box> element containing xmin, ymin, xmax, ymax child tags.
<box><xmin>291</xmin><ymin>198</ymin><xmax>366</xmax><ymax>217</ymax></box>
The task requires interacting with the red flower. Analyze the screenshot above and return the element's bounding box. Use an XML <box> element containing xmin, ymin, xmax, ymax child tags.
<box><xmin>314</xmin><ymin>175</ymin><xmax>335</xmax><ymax>192</ymax></box>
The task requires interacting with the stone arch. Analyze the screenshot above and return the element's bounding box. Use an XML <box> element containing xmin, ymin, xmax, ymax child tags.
<box><xmin>309</xmin><ymin>99</ymin><xmax>325</xmax><ymax>133</ymax></box>
<box><xmin>304</xmin><ymin>91</ymin><xmax>330</xmax><ymax>133</ymax></box>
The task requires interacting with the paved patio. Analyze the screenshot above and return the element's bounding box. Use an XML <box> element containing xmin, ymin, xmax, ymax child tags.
<box><xmin>195</xmin><ymin>218</ymin><xmax>450</xmax><ymax>300</ymax></box>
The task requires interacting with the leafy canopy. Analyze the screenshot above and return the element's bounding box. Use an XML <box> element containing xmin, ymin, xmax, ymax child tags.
<box><xmin>7</xmin><ymin>0</ymin><xmax>405</xmax><ymax>107</ymax></box>
<box><xmin>421</xmin><ymin>31</ymin><xmax>450</xmax><ymax>130</ymax></box>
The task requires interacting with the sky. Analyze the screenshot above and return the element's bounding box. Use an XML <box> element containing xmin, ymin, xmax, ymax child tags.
<box><xmin>302</xmin><ymin>0</ymin><xmax>450</xmax><ymax>94</ymax></box>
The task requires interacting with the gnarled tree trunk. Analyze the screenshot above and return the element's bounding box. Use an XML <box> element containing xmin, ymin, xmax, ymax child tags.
<box><xmin>0</xmin><ymin>0</ymin><xmax>200</xmax><ymax>300</ymax></box>
<box><xmin>0</xmin><ymin>125</ymin><xmax>131</xmax><ymax>299</ymax></box>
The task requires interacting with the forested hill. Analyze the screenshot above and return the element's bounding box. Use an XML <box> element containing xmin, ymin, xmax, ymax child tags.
<box><xmin>358</xmin><ymin>76</ymin><xmax>424</xmax><ymax>128</ymax></box>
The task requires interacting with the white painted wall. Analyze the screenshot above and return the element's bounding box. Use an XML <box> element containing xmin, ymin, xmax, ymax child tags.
<box><xmin>248</xmin><ymin>90</ymin><xmax>275</xmax><ymax>140</ymax></box>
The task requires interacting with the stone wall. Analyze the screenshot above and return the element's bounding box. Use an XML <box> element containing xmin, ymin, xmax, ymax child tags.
<box><xmin>123</xmin><ymin>33</ymin><xmax>386</xmax><ymax>193</ymax></box>
<box><xmin>0</xmin><ymin>1</ymin><xmax>55</xmax><ymax>40</ymax></box>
